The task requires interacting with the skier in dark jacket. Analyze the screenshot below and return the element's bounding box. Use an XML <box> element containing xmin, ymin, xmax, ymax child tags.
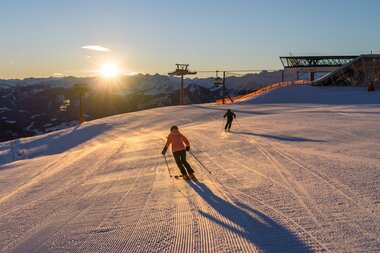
<box><xmin>223</xmin><ymin>109</ymin><xmax>236</xmax><ymax>132</ymax></box>
<box><xmin>162</xmin><ymin>125</ymin><xmax>195</xmax><ymax>180</ymax></box>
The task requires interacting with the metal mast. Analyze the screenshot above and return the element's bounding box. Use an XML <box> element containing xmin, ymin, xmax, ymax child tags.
<box><xmin>168</xmin><ymin>64</ymin><xmax>197</xmax><ymax>105</ymax></box>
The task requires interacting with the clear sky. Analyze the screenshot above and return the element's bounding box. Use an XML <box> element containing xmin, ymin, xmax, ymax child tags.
<box><xmin>1</xmin><ymin>0</ymin><xmax>379</xmax><ymax>79</ymax></box>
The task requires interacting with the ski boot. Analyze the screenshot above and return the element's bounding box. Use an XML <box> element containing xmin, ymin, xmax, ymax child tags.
<box><xmin>189</xmin><ymin>173</ymin><xmax>197</xmax><ymax>181</ymax></box>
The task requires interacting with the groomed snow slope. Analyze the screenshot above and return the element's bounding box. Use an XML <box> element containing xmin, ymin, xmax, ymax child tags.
<box><xmin>0</xmin><ymin>86</ymin><xmax>379</xmax><ymax>252</ymax></box>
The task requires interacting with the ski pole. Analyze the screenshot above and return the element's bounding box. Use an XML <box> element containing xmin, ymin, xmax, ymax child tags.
<box><xmin>189</xmin><ymin>151</ymin><xmax>212</xmax><ymax>174</ymax></box>
<box><xmin>163</xmin><ymin>155</ymin><xmax>172</xmax><ymax>177</ymax></box>
<box><xmin>236</xmin><ymin>118</ymin><xmax>244</xmax><ymax>131</ymax></box>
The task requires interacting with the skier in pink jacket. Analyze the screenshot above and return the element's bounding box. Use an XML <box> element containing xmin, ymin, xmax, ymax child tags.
<box><xmin>162</xmin><ymin>125</ymin><xmax>195</xmax><ymax>180</ymax></box>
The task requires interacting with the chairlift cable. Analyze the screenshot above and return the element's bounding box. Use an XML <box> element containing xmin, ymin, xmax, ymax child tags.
<box><xmin>195</xmin><ymin>68</ymin><xmax>282</xmax><ymax>73</ymax></box>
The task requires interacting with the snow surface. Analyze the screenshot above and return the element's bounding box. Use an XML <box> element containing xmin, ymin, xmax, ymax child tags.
<box><xmin>0</xmin><ymin>86</ymin><xmax>379</xmax><ymax>252</ymax></box>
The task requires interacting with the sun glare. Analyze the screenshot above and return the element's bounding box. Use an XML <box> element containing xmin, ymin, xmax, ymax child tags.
<box><xmin>101</xmin><ymin>63</ymin><xmax>119</xmax><ymax>78</ymax></box>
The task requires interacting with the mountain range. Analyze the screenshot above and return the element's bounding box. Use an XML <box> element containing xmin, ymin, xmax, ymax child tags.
<box><xmin>0</xmin><ymin>70</ymin><xmax>297</xmax><ymax>142</ymax></box>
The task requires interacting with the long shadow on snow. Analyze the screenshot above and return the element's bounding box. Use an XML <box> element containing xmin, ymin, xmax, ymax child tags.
<box><xmin>188</xmin><ymin>180</ymin><xmax>313</xmax><ymax>252</ymax></box>
<box><xmin>292</xmin><ymin>110</ymin><xmax>380</xmax><ymax>115</ymax></box>
<box><xmin>189</xmin><ymin>104</ymin><xmax>272</xmax><ymax>116</ymax></box>
<box><xmin>230</xmin><ymin>131</ymin><xmax>325</xmax><ymax>143</ymax></box>
<box><xmin>0</xmin><ymin>123</ymin><xmax>112</xmax><ymax>167</ymax></box>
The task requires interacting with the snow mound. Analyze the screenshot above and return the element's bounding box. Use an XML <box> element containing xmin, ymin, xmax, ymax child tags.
<box><xmin>246</xmin><ymin>85</ymin><xmax>380</xmax><ymax>104</ymax></box>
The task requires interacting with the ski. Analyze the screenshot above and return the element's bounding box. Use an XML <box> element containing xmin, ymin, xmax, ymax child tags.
<box><xmin>174</xmin><ymin>175</ymin><xmax>198</xmax><ymax>181</ymax></box>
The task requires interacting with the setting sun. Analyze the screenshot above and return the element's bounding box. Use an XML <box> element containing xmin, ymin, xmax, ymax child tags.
<box><xmin>100</xmin><ymin>63</ymin><xmax>119</xmax><ymax>78</ymax></box>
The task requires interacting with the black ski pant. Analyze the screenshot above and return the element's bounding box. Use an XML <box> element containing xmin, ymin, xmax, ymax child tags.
<box><xmin>225</xmin><ymin>117</ymin><xmax>233</xmax><ymax>130</ymax></box>
<box><xmin>173</xmin><ymin>150</ymin><xmax>194</xmax><ymax>176</ymax></box>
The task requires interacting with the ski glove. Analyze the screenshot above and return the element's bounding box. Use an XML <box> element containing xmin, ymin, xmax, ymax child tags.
<box><xmin>162</xmin><ymin>146</ymin><xmax>167</xmax><ymax>155</ymax></box>
<box><xmin>186</xmin><ymin>146</ymin><xmax>190</xmax><ymax>151</ymax></box>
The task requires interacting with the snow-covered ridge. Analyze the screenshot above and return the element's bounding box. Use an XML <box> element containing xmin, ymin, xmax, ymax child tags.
<box><xmin>0</xmin><ymin>71</ymin><xmax>295</xmax><ymax>94</ymax></box>
<box><xmin>247</xmin><ymin>85</ymin><xmax>380</xmax><ymax>104</ymax></box>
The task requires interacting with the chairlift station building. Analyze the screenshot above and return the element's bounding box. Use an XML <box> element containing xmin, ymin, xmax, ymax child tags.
<box><xmin>280</xmin><ymin>54</ymin><xmax>380</xmax><ymax>87</ymax></box>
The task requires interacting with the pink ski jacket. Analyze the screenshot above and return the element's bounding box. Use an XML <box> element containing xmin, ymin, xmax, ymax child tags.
<box><xmin>165</xmin><ymin>129</ymin><xmax>190</xmax><ymax>153</ymax></box>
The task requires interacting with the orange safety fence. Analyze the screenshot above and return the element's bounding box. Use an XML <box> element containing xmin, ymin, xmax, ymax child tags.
<box><xmin>216</xmin><ymin>80</ymin><xmax>310</xmax><ymax>104</ymax></box>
